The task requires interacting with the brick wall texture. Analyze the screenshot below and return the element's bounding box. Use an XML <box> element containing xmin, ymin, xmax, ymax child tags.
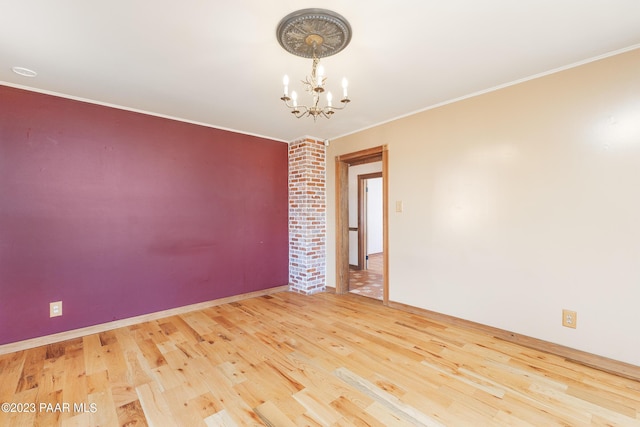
<box><xmin>288</xmin><ymin>137</ymin><xmax>326</xmax><ymax>294</ymax></box>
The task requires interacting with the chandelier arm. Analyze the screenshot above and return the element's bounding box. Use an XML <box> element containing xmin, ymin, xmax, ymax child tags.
<box><xmin>281</xmin><ymin>98</ymin><xmax>310</xmax><ymax>114</ymax></box>
<box><xmin>281</xmin><ymin>98</ymin><xmax>295</xmax><ymax>109</ymax></box>
<box><xmin>322</xmin><ymin>99</ymin><xmax>350</xmax><ymax>113</ymax></box>
<box><xmin>282</xmin><ymin>96</ymin><xmax>350</xmax><ymax>114</ymax></box>
<box><xmin>291</xmin><ymin>106</ymin><xmax>311</xmax><ymax>118</ymax></box>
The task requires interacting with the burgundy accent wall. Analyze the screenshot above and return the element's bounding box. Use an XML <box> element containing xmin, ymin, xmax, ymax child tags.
<box><xmin>0</xmin><ymin>85</ymin><xmax>289</xmax><ymax>345</ymax></box>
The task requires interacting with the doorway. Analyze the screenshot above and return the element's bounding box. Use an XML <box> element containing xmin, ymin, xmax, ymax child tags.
<box><xmin>335</xmin><ymin>146</ymin><xmax>388</xmax><ymax>304</ymax></box>
<box><xmin>348</xmin><ymin>172</ymin><xmax>383</xmax><ymax>299</ymax></box>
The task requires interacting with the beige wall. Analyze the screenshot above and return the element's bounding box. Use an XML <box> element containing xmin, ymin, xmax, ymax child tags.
<box><xmin>326</xmin><ymin>48</ymin><xmax>640</xmax><ymax>366</ymax></box>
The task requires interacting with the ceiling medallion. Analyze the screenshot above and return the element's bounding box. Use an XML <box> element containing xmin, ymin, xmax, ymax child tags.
<box><xmin>277</xmin><ymin>9</ymin><xmax>352</xmax><ymax>120</ymax></box>
<box><xmin>277</xmin><ymin>8</ymin><xmax>352</xmax><ymax>58</ymax></box>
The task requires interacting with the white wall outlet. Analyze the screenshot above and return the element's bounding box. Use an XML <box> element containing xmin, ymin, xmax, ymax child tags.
<box><xmin>562</xmin><ymin>309</ymin><xmax>576</xmax><ymax>328</ymax></box>
<box><xmin>50</xmin><ymin>301</ymin><xmax>63</xmax><ymax>318</ymax></box>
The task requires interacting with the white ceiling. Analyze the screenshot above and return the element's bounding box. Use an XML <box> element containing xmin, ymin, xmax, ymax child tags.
<box><xmin>2</xmin><ymin>1</ymin><xmax>640</xmax><ymax>142</ymax></box>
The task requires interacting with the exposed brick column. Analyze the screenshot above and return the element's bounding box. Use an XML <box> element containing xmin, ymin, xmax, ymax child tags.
<box><xmin>288</xmin><ymin>137</ymin><xmax>326</xmax><ymax>294</ymax></box>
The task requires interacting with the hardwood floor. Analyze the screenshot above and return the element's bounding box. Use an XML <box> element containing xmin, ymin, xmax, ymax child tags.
<box><xmin>1</xmin><ymin>291</ymin><xmax>639</xmax><ymax>426</ymax></box>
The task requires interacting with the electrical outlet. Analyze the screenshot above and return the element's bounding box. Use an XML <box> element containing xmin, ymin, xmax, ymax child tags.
<box><xmin>50</xmin><ymin>301</ymin><xmax>62</xmax><ymax>318</ymax></box>
<box><xmin>562</xmin><ymin>309</ymin><xmax>576</xmax><ymax>328</ymax></box>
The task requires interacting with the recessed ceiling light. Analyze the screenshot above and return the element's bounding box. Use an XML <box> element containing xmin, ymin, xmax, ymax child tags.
<box><xmin>12</xmin><ymin>66</ymin><xmax>38</xmax><ymax>77</ymax></box>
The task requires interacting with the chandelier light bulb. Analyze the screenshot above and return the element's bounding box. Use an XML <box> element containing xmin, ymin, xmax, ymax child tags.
<box><xmin>291</xmin><ymin>91</ymin><xmax>298</xmax><ymax>107</ymax></box>
<box><xmin>342</xmin><ymin>77</ymin><xmax>348</xmax><ymax>98</ymax></box>
<box><xmin>283</xmin><ymin>75</ymin><xmax>289</xmax><ymax>96</ymax></box>
<box><xmin>327</xmin><ymin>91</ymin><xmax>333</xmax><ymax>107</ymax></box>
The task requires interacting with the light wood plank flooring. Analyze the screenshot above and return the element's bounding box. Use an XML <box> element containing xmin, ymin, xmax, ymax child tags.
<box><xmin>1</xmin><ymin>292</ymin><xmax>639</xmax><ymax>426</ymax></box>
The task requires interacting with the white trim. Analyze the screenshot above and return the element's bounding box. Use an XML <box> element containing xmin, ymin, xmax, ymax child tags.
<box><xmin>287</xmin><ymin>135</ymin><xmax>327</xmax><ymax>143</ymax></box>
<box><xmin>0</xmin><ymin>285</ymin><xmax>289</xmax><ymax>355</ymax></box>
<box><xmin>333</xmin><ymin>44</ymin><xmax>640</xmax><ymax>140</ymax></box>
<box><xmin>0</xmin><ymin>81</ymin><xmax>289</xmax><ymax>144</ymax></box>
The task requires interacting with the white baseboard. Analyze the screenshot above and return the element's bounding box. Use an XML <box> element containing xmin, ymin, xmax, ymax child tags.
<box><xmin>0</xmin><ymin>285</ymin><xmax>289</xmax><ymax>355</ymax></box>
<box><xmin>387</xmin><ymin>299</ymin><xmax>640</xmax><ymax>382</ymax></box>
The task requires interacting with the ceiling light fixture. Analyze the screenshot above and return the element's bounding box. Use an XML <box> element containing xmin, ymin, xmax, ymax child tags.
<box><xmin>12</xmin><ymin>66</ymin><xmax>38</xmax><ymax>78</ymax></box>
<box><xmin>277</xmin><ymin>9</ymin><xmax>352</xmax><ymax>120</ymax></box>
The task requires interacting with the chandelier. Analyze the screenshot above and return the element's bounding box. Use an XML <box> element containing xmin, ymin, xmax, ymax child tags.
<box><xmin>276</xmin><ymin>9</ymin><xmax>352</xmax><ymax>120</ymax></box>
